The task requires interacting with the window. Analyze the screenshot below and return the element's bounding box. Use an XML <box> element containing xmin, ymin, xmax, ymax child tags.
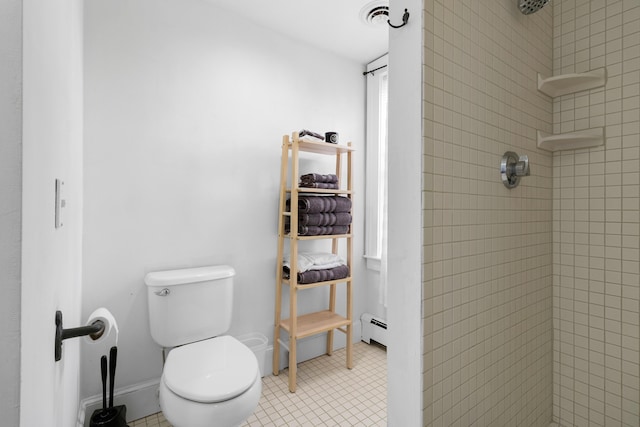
<box><xmin>364</xmin><ymin>54</ymin><xmax>388</xmax><ymax>271</ymax></box>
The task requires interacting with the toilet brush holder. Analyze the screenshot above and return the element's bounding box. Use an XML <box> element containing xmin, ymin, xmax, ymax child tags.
<box><xmin>89</xmin><ymin>405</ymin><xmax>128</xmax><ymax>427</ymax></box>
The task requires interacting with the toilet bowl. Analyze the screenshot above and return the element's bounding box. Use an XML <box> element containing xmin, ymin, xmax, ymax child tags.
<box><xmin>145</xmin><ymin>265</ymin><xmax>261</xmax><ymax>427</ymax></box>
<box><xmin>159</xmin><ymin>336</ymin><xmax>262</xmax><ymax>427</ymax></box>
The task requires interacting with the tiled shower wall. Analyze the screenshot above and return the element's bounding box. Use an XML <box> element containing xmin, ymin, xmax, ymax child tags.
<box><xmin>551</xmin><ymin>1</ymin><xmax>640</xmax><ymax>426</ymax></box>
<box><xmin>423</xmin><ymin>1</ymin><xmax>554</xmax><ymax>425</ymax></box>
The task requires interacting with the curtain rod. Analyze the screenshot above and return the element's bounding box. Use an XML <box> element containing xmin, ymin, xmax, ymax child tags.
<box><xmin>362</xmin><ymin>64</ymin><xmax>388</xmax><ymax>76</ymax></box>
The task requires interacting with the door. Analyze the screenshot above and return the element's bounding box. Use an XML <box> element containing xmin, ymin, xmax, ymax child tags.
<box><xmin>21</xmin><ymin>0</ymin><xmax>84</xmax><ymax>426</ymax></box>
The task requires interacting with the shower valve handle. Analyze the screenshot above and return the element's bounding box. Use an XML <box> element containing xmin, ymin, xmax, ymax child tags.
<box><xmin>515</xmin><ymin>155</ymin><xmax>530</xmax><ymax>177</ymax></box>
<box><xmin>501</xmin><ymin>151</ymin><xmax>531</xmax><ymax>189</ymax></box>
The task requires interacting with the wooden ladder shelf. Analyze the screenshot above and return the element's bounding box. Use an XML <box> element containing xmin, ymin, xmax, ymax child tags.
<box><xmin>272</xmin><ymin>132</ymin><xmax>354</xmax><ymax>392</ymax></box>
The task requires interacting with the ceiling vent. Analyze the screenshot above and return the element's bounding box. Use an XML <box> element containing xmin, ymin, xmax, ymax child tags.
<box><xmin>359</xmin><ymin>1</ymin><xmax>390</xmax><ymax>26</ymax></box>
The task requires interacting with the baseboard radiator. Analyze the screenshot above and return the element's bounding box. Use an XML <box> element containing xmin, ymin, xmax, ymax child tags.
<box><xmin>360</xmin><ymin>313</ymin><xmax>388</xmax><ymax>347</ymax></box>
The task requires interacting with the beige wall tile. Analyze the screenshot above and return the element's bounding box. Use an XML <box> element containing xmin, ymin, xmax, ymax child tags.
<box><xmin>552</xmin><ymin>1</ymin><xmax>640</xmax><ymax>425</ymax></box>
<box><xmin>424</xmin><ymin>1</ymin><xmax>639</xmax><ymax>426</ymax></box>
<box><xmin>423</xmin><ymin>1</ymin><xmax>554</xmax><ymax>425</ymax></box>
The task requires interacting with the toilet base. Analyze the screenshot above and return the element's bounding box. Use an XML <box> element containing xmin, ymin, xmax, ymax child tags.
<box><xmin>159</xmin><ymin>372</ymin><xmax>261</xmax><ymax>427</ymax></box>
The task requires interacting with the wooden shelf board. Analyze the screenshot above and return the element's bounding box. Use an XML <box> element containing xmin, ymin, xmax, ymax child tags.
<box><xmin>282</xmin><ymin>276</ymin><xmax>352</xmax><ymax>289</ymax></box>
<box><xmin>289</xmin><ymin>139</ymin><xmax>354</xmax><ymax>155</ymax></box>
<box><xmin>280</xmin><ymin>311</ymin><xmax>351</xmax><ymax>339</ymax></box>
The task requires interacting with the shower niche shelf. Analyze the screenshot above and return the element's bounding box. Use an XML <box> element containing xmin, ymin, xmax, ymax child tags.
<box><xmin>537</xmin><ymin>68</ymin><xmax>607</xmax><ymax>98</ymax></box>
<box><xmin>537</xmin><ymin>127</ymin><xmax>604</xmax><ymax>152</ymax></box>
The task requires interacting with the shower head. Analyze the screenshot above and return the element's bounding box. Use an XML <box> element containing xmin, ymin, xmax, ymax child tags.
<box><xmin>518</xmin><ymin>0</ymin><xmax>549</xmax><ymax>15</ymax></box>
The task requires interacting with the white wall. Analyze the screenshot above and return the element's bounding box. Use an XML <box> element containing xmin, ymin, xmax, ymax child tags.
<box><xmin>386</xmin><ymin>0</ymin><xmax>423</xmax><ymax>425</ymax></box>
<box><xmin>21</xmin><ymin>0</ymin><xmax>84</xmax><ymax>425</ymax></box>
<box><xmin>82</xmin><ymin>0</ymin><xmax>366</xmax><ymax>401</ymax></box>
<box><xmin>0</xmin><ymin>0</ymin><xmax>22</xmax><ymax>424</ymax></box>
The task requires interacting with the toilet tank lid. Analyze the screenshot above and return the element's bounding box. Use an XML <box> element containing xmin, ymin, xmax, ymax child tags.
<box><xmin>144</xmin><ymin>265</ymin><xmax>235</xmax><ymax>287</ymax></box>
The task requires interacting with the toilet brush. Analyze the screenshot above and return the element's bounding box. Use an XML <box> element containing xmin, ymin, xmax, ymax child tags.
<box><xmin>101</xmin><ymin>355</ymin><xmax>108</xmax><ymax>415</ymax></box>
<box><xmin>89</xmin><ymin>346</ymin><xmax>129</xmax><ymax>427</ymax></box>
<box><xmin>109</xmin><ymin>346</ymin><xmax>117</xmax><ymax>409</ymax></box>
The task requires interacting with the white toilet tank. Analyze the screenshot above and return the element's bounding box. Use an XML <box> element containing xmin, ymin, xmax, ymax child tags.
<box><xmin>145</xmin><ymin>265</ymin><xmax>235</xmax><ymax>348</ymax></box>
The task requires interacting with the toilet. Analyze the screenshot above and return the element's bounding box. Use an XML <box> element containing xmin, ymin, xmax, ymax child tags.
<box><xmin>145</xmin><ymin>265</ymin><xmax>261</xmax><ymax>427</ymax></box>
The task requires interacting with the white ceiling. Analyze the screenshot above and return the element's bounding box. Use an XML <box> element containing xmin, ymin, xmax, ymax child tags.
<box><xmin>211</xmin><ymin>0</ymin><xmax>389</xmax><ymax>64</ymax></box>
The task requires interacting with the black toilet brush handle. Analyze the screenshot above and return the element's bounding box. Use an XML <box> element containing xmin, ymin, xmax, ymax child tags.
<box><xmin>101</xmin><ymin>355</ymin><xmax>107</xmax><ymax>414</ymax></box>
<box><xmin>109</xmin><ymin>346</ymin><xmax>117</xmax><ymax>408</ymax></box>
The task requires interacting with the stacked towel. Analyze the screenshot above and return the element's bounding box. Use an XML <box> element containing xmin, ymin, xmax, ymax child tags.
<box><xmin>283</xmin><ymin>264</ymin><xmax>350</xmax><ymax>284</ymax></box>
<box><xmin>299</xmin><ymin>212</ymin><xmax>352</xmax><ymax>227</ymax></box>
<box><xmin>301</xmin><ymin>173</ymin><xmax>338</xmax><ymax>184</ymax></box>
<box><xmin>283</xmin><ymin>252</ymin><xmax>345</xmax><ymax>273</ymax></box>
<box><xmin>299</xmin><ymin>195</ymin><xmax>351</xmax><ymax>213</ymax></box>
<box><xmin>287</xmin><ymin>196</ymin><xmax>352</xmax><ymax>214</ymax></box>
<box><xmin>285</xmin><ymin>196</ymin><xmax>352</xmax><ymax>236</ymax></box>
<box><xmin>300</xmin><ymin>173</ymin><xmax>339</xmax><ymax>190</ymax></box>
<box><xmin>285</xmin><ymin>222</ymin><xmax>350</xmax><ymax>235</ymax></box>
<box><xmin>283</xmin><ymin>252</ymin><xmax>349</xmax><ymax>284</ymax></box>
<box><xmin>287</xmin><ymin>225</ymin><xmax>349</xmax><ymax>236</ymax></box>
<box><xmin>300</xmin><ymin>182</ymin><xmax>339</xmax><ymax>189</ymax></box>
<box><xmin>284</xmin><ymin>212</ymin><xmax>352</xmax><ymax>229</ymax></box>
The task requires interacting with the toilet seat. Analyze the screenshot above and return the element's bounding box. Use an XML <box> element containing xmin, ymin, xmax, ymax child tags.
<box><xmin>163</xmin><ymin>335</ymin><xmax>259</xmax><ymax>403</ymax></box>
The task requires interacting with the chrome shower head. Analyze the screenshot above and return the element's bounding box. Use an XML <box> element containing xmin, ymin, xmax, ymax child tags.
<box><xmin>518</xmin><ymin>0</ymin><xmax>549</xmax><ymax>15</ymax></box>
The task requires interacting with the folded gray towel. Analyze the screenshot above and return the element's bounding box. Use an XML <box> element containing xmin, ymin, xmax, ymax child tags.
<box><xmin>299</xmin><ymin>182</ymin><xmax>340</xmax><ymax>190</ymax></box>
<box><xmin>283</xmin><ymin>264</ymin><xmax>350</xmax><ymax>284</ymax></box>
<box><xmin>300</xmin><ymin>173</ymin><xmax>338</xmax><ymax>184</ymax></box>
<box><xmin>284</xmin><ymin>222</ymin><xmax>350</xmax><ymax>236</ymax></box>
<box><xmin>290</xmin><ymin>196</ymin><xmax>351</xmax><ymax>214</ymax></box>
<box><xmin>298</xmin><ymin>225</ymin><xmax>350</xmax><ymax>236</ymax></box>
<box><xmin>299</xmin><ymin>212</ymin><xmax>352</xmax><ymax>227</ymax></box>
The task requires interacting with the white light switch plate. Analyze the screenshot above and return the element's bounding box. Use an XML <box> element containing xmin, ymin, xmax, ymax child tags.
<box><xmin>55</xmin><ymin>179</ymin><xmax>65</xmax><ymax>228</ymax></box>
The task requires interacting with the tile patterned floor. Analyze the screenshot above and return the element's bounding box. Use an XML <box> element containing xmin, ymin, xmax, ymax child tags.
<box><xmin>131</xmin><ymin>342</ymin><xmax>386</xmax><ymax>426</ymax></box>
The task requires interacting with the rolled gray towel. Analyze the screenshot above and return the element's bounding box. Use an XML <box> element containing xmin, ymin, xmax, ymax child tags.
<box><xmin>283</xmin><ymin>264</ymin><xmax>350</xmax><ymax>284</ymax></box>
<box><xmin>298</xmin><ymin>225</ymin><xmax>349</xmax><ymax>236</ymax></box>
<box><xmin>284</xmin><ymin>221</ymin><xmax>349</xmax><ymax>236</ymax></box>
<box><xmin>297</xmin><ymin>196</ymin><xmax>352</xmax><ymax>214</ymax></box>
<box><xmin>299</xmin><ymin>212</ymin><xmax>352</xmax><ymax>227</ymax></box>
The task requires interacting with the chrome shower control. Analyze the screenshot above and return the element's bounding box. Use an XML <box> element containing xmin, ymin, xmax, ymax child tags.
<box><xmin>501</xmin><ymin>151</ymin><xmax>530</xmax><ymax>189</ymax></box>
<box><xmin>515</xmin><ymin>155</ymin><xmax>530</xmax><ymax>176</ymax></box>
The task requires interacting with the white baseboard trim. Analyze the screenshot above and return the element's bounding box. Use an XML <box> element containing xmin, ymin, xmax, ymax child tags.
<box><xmin>77</xmin><ymin>378</ymin><xmax>161</xmax><ymax>427</ymax></box>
